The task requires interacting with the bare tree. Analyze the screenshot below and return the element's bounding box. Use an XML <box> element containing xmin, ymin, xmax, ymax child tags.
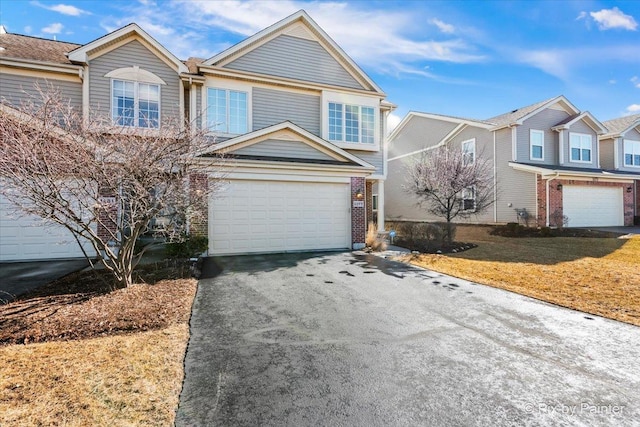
<box><xmin>0</xmin><ymin>85</ymin><xmax>223</xmax><ymax>288</ymax></box>
<box><xmin>404</xmin><ymin>145</ymin><xmax>494</xmax><ymax>244</ymax></box>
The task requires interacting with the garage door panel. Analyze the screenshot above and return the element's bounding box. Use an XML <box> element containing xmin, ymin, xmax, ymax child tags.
<box><xmin>210</xmin><ymin>180</ymin><xmax>350</xmax><ymax>255</ymax></box>
<box><xmin>563</xmin><ymin>186</ymin><xmax>623</xmax><ymax>227</ymax></box>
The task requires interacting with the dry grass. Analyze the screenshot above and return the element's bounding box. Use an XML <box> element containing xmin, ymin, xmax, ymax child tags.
<box><xmin>0</xmin><ymin>324</ymin><xmax>189</xmax><ymax>426</ymax></box>
<box><xmin>365</xmin><ymin>221</ymin><xmax>387</xmax><ymax>252</ymax></box>
<box><xmin>0</xmin><ymin>273</ymin><xmax>197</xmax><ymax>426</ymax></box>
<box><xmin>405</xmin><ymin>226</ymin><xmax>640</xmax><ymax>326</ymax></box>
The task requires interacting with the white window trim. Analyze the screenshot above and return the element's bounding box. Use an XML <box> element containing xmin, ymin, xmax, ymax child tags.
<box><xmin>110</xmin><ymin>78</ymin><xmax>161</xmax><ymax>129</ymax></box>
<box><xmin>105</xmin><ymin>66</ymin><xmax>166</xmax><ymax>85</ymax></box>
<box><xmin>461</xmin><ymin>186</ymin><xmax>476</xmax><ymax>212</ymax></box>
<box><xmin>530</xmin><ymin>129</ymin><xmax>544</xmax><ymax>161</ymax></box>
<box><xmin>569</xmin><ymin>132</ymin><xmax>593</xmax><ymax>164</ymax></box>
<box><xmin>321</xmin><ymin>90</ymin><xmax>380</xmax><ymax>152</ymax></box>
<box><xmin>462</xmin><ymin>138</ymin><xmax>476</xmax><ymax>166</ymax></box>
<box><xmin>203</xmin><ymin>79</ymin><xmax>253</xmax><ymax>137</ymax></box>
<box><xmin>623</xmin><ymin>139</ymin><xmax>640</xmax><ymax>168</ymax></box>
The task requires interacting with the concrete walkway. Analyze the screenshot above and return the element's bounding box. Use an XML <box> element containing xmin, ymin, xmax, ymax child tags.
<box><xmin>176</xmin><ymin>251</ymin><xmax>640</xmax><ymax>426</ymax></box>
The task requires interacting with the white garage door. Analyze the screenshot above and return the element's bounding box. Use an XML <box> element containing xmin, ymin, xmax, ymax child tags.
<box><xmin>0</xmin><ymin>195</ymin><xmax>95</xmax><ymax>261</ymax></box>
<box><xmin>562</xmin><ymin>185</ymin><xmax>624</xmax><ymax>227</ymax></box>
<box><xmin>209</xmin><ymin>180</ymin><xmax>350</xmax><ymax>255</ymax></box>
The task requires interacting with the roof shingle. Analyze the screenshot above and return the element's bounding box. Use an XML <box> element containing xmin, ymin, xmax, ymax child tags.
<box><xmin>601</xmin><ymin>114</ymin><xmax>640</xmax><ymax>138</ymax></box>
<box><xmin>0</xmin><ymin>32</ymin><xmax>81</xmax><ymax>65</ymax></box>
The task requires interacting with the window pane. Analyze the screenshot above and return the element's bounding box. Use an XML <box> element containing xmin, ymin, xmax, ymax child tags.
<box><xmin>207</xmin><ymin>88</ymin><xmax>227</xmax><ymax>132</ymax></box>
<box><xmin>329</xmin><ymin>102</ymin><xmax>343</xmax><ymax>141</ymax></box>
<box><xmin>571</xmin><ymin>147</ymin><xmax>580</xmax><ymax>161</ymax></box>
<box><xmin>345</xmin><ymin>105</ymin><xmax>359</xmax><ymax>142</ymax></box>
<box><xmin>582</xmin><ymin>148</ymin><xmax>591</xmax><ymax>162</ymax></box>
<box><xmin>635</xmin><ymin>154</ymin><xmax>640</xmax><ymax>166</ymax></box>
<box><xmin>532</xmin><ymin>145</ymin><xmax>543</xmax><ymax>159</ymax></box>
<box><xmin>112</xmin><ymin>80</ymin><xmax>135</xmax><ymax>127</ymax></box>
<box><xmin>361</xmin><ymin>107</ymin><xmax>374</xmax><ymax>143</ymax></box>
<box><xmin>138</xmin><ymin>83</ymin><xmax>160</xmax><ymax>128</ymax></box>
<box><xmin>228</xmin><ymin>91</ymin><xmax>247</xmax><ymax>134</ymax></box>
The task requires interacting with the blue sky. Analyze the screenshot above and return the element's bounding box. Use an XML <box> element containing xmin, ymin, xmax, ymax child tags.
<box><xmin>1</xmin><ymin>0</ymin><xmax>639</xmax><ymax>129</ymax></box>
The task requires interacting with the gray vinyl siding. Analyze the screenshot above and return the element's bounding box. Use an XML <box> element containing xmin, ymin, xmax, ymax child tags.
<box><xmin>517</xmin><ymin>109</ymin><xmax>569</xmax><ymax>165</ymax></box>
<box><xmin>348</xmin><ymin>150</ymin><xmax>383</xmax><ymax>175</ymax></box>
<box><xmin>0</xmin><ymin>73</ymin><xmax>82</xmax><ymax>111</ymax></box>
<box><xmin>388</xmin><ymin>116</ymin><xmax>458</xmax><ymax>159</ymax></box>
<box><xmin>225</xmin><ymin>35</ymin><xmax>365</xmax><ymax>90</ymax></box>
<box><xmin>563</xmin><ymin>120</ymin><xmax>599</xmax><ymax>169</ymax></box>
<box><xmin>233</xmin><ymin>139</ymin><xmax>336</xmax><ymax>161</ymax></box>
<box><xmin>385</xmin><ymin>115</ymin><xmax>495</xmax><ymax>223</ymax></box>
<box><xmin>496</xmin><ymin>128</ymin><xmax>537</xmax><ymax>223</ymax></box>
<box><xmin>619</xmin><ymin>128</ymin><xmax>640</xmax><ymax>172</ymax></box>
<box><xmin>252</xmin><ymin>87</ymin><xmax>320</xmax><ymax>135</ymax></box>
<box><xmin>599</xmin><ymin>138</ymin><xmax>615</xmax><ymax>170</ymax></box>
<box><xmin>88</xmin><ymin>40</ymin><xmax>181</xmax><ymax>122</ymax></box>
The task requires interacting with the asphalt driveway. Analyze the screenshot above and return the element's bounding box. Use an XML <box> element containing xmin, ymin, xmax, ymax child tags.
<box><xmin>176</xmin><ymin>251</ymin><xmax>640</xmax><ymax>426</ymax></box>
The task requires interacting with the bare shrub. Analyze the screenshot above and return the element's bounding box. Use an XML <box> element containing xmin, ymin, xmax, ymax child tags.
<box><xmin>365</xmin><ymin>222</ymin><xmax>387</xmax><ymax>251</ymax></box>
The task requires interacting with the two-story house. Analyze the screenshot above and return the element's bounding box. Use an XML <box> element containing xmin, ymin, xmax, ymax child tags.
<box><xmin>386</xmin><ymin>96</ymin><xmax>640</xmax><ymax>228</ymax></box>
<box><xmin>0</xmin><ymin>10</ymin><xmax>393</xmax><ymax>261</ymax></box>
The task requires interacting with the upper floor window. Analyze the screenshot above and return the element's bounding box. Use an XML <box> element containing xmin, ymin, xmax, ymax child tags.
<box><xmin>207</xmin><ymin>88</ymin><xmax>248</xmax><ymax>134</ymax></box>
<box><xmin>624</xmin><ymin>140</ymin><xmax>640</xmax><ymax>167</ymax></box>
<box><xmin>569</xmin><ymin>133</ymin><xmax>592</xmax><ymax>163</ymax></box>
<box><xmin>112</xmin><ymin>80</ymin><xmax>160</xmax><ymax>128</ymax></box>
<box><xmin>462</xmin><ymin>139</ymin><xmax>475</xmax><ymax>166</ymax></box>
<box><xmin>530</xmin><ymin>129</ymin><xmax>544</xmax><ymax>161</ymax></box>
<box><xmin>328</xmin><ymin>102</ymin><xmax>374</xmax><ymax>144</ymax></box>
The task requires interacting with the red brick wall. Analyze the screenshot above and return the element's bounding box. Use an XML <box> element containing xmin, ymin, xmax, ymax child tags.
<box><xmin>189</xmin><ymin>173</ymin><xmax>208</xmax><ymax>236</ymax></box>
<box><xmin>351</xmin><ymin>177</ymin><xmax>366</xmax><ymax>248</ymax></box>
<box><xmin>97</xmin><ymin>186</ymin><xmax>118</xmax><ymax>243</ymax></box>
<box><xmin>635</xmin><ymin>180</ymin><xmax>640</xmax><ymax>220</ymax></box>
<box><xmin>365</xmin><ymin>180</ymin><xmax>373</xmax><ymax>225</ymax></box>
<box><xmin>537</xmin><ymin>176</ymin><xmax>634</xmax><ymax>227</ymax></box>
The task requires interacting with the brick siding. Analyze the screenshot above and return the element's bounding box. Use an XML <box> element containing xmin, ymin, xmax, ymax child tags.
<box><xmin>351</xmin><ymin>177</ymin><xmax>366</xmax><ymax>248</ymax></box>
<box><xmin>189</xmin><ymin>173</ymin><xmax>208</xmax><ymax>236</ymax></box>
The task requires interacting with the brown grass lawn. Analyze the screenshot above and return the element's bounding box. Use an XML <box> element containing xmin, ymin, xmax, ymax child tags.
<box><xmin>0</xmin><ymin>272</ymin><xmax>197</xmax><ymax>426</ymax></box>
<box><xmin>405</xmin><ymin>226</ymin><xmax>640</xmax><ymax>326</ymax></box>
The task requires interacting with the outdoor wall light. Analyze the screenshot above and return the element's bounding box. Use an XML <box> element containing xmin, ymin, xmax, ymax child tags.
<box><xmin>355</xmin><ymin>188</ymin><xmax>364</xmax><ymax>199</ymax></box>
<box><xmin>628</xmin><ymin>186</ymin><xmax>633</xmax><ymax>193</ymax></box>
<box><xmin>556</xmin><ymin>183</ymin><xmax>563</xmax><ymax>190</ymax></box>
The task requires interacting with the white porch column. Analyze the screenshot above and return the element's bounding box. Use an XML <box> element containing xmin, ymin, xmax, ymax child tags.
<box><xmin>377</xmin><ymin>179</ymin><xmax>385</xmax><ymax>231</ymax></box>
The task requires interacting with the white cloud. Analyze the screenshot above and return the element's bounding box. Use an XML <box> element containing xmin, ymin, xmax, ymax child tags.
<box><xmin>42</xmin><ymin>23</ymin><xmax>63</xmax><ymax>34</ymax></box>
<box><xmin>590</xmin><ymin>7</ymin><xmax>637</xmax><ymax>31</ymax></box>
<box><xmin>430</xmin><ymin>18</ymin><xmax>455</xmax><ymax>34</ymax></box>
<box><xmin>631</xmin><ymin>76</ymin><xmax>640</xmax><ymax>88</ymax></box>
<box><xmin>166</xmin><ymin>0</ymin><xmax>484</xmax><ymax>76</ymax></box>
<box><xmin>625</xmin><ymin>104</ymin><xmax>640</xmax><ymax>114</ymax></box>
<box><xmin>31</xmin><ymin>2</ymin><xmax>90</xmax><ymax>16</ymax></box>
<box><xmin>608</xmin><ymin>79</ymin><xmax>616</xmax><ymax>85</ymax></box>
<box><xmin>516</xmin><ymin>49</ymin><xmax>570</xmax><ymax>80</ymax></box>
<box><xmin>23</xmin><ymin>25</ymin><xmax>32</xmax><ymax>34</ymax></box>
<box><xmin>576</xmin><ymin>11</ymin><xmax>587</xmax><ymax>21</ymax></box>
<box><xmin>387</xmin><ymin>113</ymin><xmax>402</xmax><ymax>134</ymax></box>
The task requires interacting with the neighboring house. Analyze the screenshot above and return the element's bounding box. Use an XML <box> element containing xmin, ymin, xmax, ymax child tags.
<box><xmin>386</xmin><ymin>96</ymin><xmax>640</xmax><ymax>228</ymax></box>
<box><xmin>0</xmin><ymin>10</ymin><xmax>394</xmax><ymax>261</ymax></box>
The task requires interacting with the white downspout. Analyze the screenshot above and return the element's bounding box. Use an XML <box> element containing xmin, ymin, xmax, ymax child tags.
<box><xmin>493</xmin><ymin>131</ymin><xmax>497</xmax><ymax>223</ymax></box>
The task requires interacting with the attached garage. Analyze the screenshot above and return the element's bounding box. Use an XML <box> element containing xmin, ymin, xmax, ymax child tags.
<box><xmin>562</xmin><ymin>185</ymin><xmax>624</xmax><ymax>227</ymax></box>
<box><xmin>0</xmin><ymin>195</ymin><xmax>95</xmax><ymax>261</ymax></box>
<box><xmin>209</xmin><ymin>179</ymin><xmax>351</xmax><ymax>255</ymax></box>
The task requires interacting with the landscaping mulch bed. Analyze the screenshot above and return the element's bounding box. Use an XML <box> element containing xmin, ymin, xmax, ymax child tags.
<box><xmin>0</xmin><ymin>261</ymin><xmax>196</xmax><ymax>345</ymax></box>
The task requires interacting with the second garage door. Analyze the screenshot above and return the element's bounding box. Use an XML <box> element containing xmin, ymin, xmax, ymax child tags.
<box><xmin>562</xmin><ymin>185</ymin><xmax>624</xmax><ymax>227</ymax></box>
<box><xmin>209</xmin><ymin>180</ymin><xmax>351</xmax><ymax>255</ymax></box>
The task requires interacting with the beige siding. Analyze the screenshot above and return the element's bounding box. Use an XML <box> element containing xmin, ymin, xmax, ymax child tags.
<box><xmin>0</xmin><ymin>72</ymin><xmax>82</xmax><ymax>111</ymax></box>
<box><xmin>88</xmin><ymin>40</ymin><xmax>181</xmax><ymax>122</ymax></box>
<box><xmin>389</xmin><ymin>116</ymin><xmax>457</xmax><ymax>159</ymax></box>
<box><xmin>496</xmin><ymin>128</ymin><xmax>537</xmax><ymax>223</ymax></box>
<box><xmin>517</xmin><ymin>108</ymin><xmax>569</xmax><ymax>165</ymax></box>
<box><xmin>385</xmin><ymin>115</ymin><xmax>495</xmax><ymax>224</ymax></box>
<box><xmin>252</xmin><ymin>87</ymin><xmax>320</xmax><ymax>135</ymax></box>
<box><xmin>233</xmin><ymin>139</ymin><xmax>336</xmax><ymax>161</ymax></box>
<box><xmin>225</xmin><ymin>35</ymin><xmax>365</xmax><ymax>90</ymax></box>
<box><xmin>599</xmin><ymin>138</ymin><xmax>615</xmax><ymax>170</ymax></box>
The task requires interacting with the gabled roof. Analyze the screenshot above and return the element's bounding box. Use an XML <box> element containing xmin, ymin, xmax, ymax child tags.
<box><xmin>601</xmin><ymin>114</ymin><xmax>640</xmax><ymax>139</ymax></box>
<box><xmin>202</xmin><ymin>10</ymin><xmax>384</xmax><ymax>94</ymax></box>
<box><xmin>486</xmin><ymin>95</ymin><xmax>580</xmax><ymax>129</ymax></box>
<box><xmin>199</xmin><ymin>121</ymin><xmax>375</xmax><ymax>170</ymax></box>
<box><xmin>388</xmin><ymin>111</ymin><xmax>493</xmax><ymax>142</ymax></box>
<box><xmin>67</xmin><ymin>23</ymin><xmax>188</xmax><ymax>73</ymax></box>
<box><xmin>0</xmin><ymin>31</ymin><xmax>80</xmax><ymax>65</ymax></box>
<box><xmin>551</xmin><ymin>111</ymin><xmax>607</xmax><ymax>134</ymax></box>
